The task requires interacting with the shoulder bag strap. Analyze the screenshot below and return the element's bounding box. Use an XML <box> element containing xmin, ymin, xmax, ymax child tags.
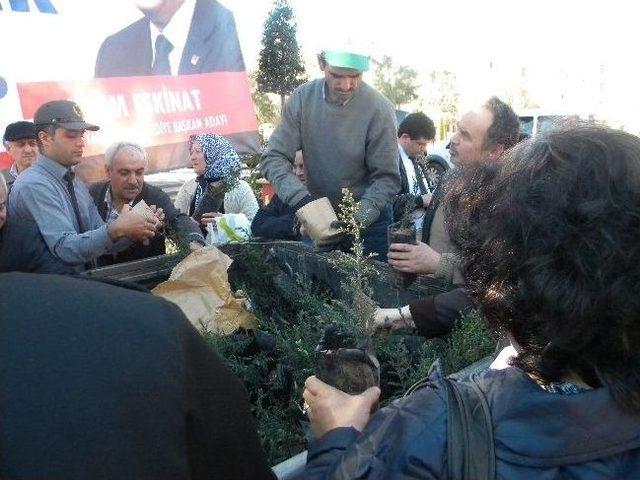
<box><xmin>444</xmin><ymin>375</ymin><xmax>495</xmax><ymax>480</ymax></box>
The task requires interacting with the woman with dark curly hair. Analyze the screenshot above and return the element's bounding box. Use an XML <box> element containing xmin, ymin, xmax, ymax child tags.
<box><xmin>301</xmin><ymin>124</ymin><xmax>640</xmax><ymax>479</ymax></box>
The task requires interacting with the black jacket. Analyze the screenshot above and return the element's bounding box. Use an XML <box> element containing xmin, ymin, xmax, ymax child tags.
<box><xmin>89</xmin><ymin>181</ymin><xmax>204</xmax><ymax>265</ymax></box>
<box><xmin>392</xmin><ymin>153</ymin><xmax>430</xmax><ymax>222</ymax></box>
<box><xmin>251</xmin><ymin>195</ymin><xmax>299</xmax><ymax>240</ymax></box>
<box><xmin>0</xmin><ymin>272</ymin><xmax>275</xmax><ymax>480</ymax></box>
<box><xmin>0</xmin><ymin>273</ymin><xmax>272</xmax><ymax>480</ymax></box>
<box><xmin>0</xmin><ymin>219</ymin><xmax>75</xmax><ymax>274</ymax></box>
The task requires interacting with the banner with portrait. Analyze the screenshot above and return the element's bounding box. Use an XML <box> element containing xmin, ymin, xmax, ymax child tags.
<box><xmin>0</xmin><ymin>0</ymin><xmax>258</xmax><ymax>180</ymax></box>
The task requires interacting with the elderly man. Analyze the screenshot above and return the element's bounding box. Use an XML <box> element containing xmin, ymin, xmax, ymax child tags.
<box><xmin>9</xmin><ymin>100</ymin><xmax>160</xmax><ymax>272</ymax></box>
<box><xmin>1</xmin><ymin>121</ymin><xmax>38</xmax><ymax>191</ymax></box>
<box><xmin>381</xmin><ymin>97</ymin><xmax>520</xmax><ymax>338</ymax></box>
<box><xmin>90</xmin><ymin>141</ymin><xmax>204</xmax><ymax>264</ymax></box>
<box><xmin>260</xmin><ymin>48</ymin><xmax>399</xmax><ymax>260</ymax></box>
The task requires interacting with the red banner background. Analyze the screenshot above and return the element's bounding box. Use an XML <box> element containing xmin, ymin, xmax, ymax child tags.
<box><xmin>17</xmin><ymin>72</ymin><xmax>258</xmax><ymax>156</ymax></box>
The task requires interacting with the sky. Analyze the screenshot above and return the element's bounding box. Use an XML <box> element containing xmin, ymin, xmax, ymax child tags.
<box><xmin>223</xmin><ymin>0</ymin><xmax>640</xmax><ymax>131</ymax></box>
<box><xmin>226</xmin><ymin>0</ymin><xmax>635</xmax><ymax>67</ymax></box>
<box><xmin>0</xmin><ymin>0</ymin><xmax>638</xmax><ymax>131</ymax></box>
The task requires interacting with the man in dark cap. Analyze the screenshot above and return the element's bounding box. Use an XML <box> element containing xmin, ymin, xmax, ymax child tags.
<box><xmin>1</xmin><ymin>121</ymin><xmax>38</xmax><ymax>191</ymax></box>
<box><xmin>9</xmin><ymin>100</ymin><xmax>162</xmax><ymax>272</ymax></box>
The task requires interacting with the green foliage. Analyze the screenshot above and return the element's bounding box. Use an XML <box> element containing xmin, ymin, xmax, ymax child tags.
<box><xmin>373</xmin><ymin>55</ymin><xmax>420</xmax><ymax>108</ymax></box>
<box><xmin>165</xmin><ymin>224</ymin><xmax>195</xmax><ymax>260</ymax></box>
<box><xmin>439</xmin><ymin>309</ymin><xmax>498</xmax><ymax>374</ymax></box>
<box><xmin>329</xmin><ymin>188</ymin><xmax>379</xmax><ymax>335</ymax></box>
<box><xmin>396</xmin><ymin>174</ymin><xmax>421</xmax><ymax>230</ymax></box>
<box><xmin>249</xmin><ymin>71</ymin><xmax>280</xmax><ymax>125</ymax></box>
<box><xmin>203</xmin><ymin>246</ymin><xmax>497</xmax><ymax>465</ymax></box>
<box><xmin>220</xmin><ymin>170</ymin><xmax>241</xmax><ymax>196</ymax></box>
<box><xmin>254</xmin><ymin>91</ymin><xmax>279</xmax><ymax>125</ymax></box>
<box><xmin>241</xmin><ymin>152</ymin><xmax>263</xmax><ymax>169</ymax></box>
<box><xmin>256</xmin><ymin>0</ymin><xmax>307</xmax><ymax>108</ymax></box>
<box><xmin>243</xmin><ymin>167</ymin><xmax>267</xmax><ymax>207</ymax></box>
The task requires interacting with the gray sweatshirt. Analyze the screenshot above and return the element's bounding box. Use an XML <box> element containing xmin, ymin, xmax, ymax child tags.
<box><xmin>260</xmin><ymin>78</ymin><xmax>400</xmax><ymax>227</ymax></box>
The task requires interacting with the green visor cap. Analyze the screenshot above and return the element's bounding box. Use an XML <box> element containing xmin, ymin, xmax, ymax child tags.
<box><xmin>323</xmin><ymin>51</ymin><xmax>370</xmax><ymax>71</ymax></box>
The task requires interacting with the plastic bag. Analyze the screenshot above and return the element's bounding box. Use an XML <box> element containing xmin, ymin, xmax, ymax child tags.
<box><xmin>205</xmin><ymin>213</ymin><xmax>252</xmax><ymax>246</ymax></box>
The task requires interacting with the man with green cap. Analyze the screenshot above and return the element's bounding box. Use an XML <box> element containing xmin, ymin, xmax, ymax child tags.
<box><xmin>260</xmin><ymin>48</ymin><xmax>399</xmax><ymax>261</ymax></box>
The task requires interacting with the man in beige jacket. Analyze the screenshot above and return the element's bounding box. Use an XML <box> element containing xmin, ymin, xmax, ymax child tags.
<box><xmin>379</xmin><ymin>97</ymin><xmax>520</xmax><ymax>339</ymax></box>
<box><xmin>388</xmin><ymin>96</ymin><xmax>520</xmax><ymax>284</ymax></box>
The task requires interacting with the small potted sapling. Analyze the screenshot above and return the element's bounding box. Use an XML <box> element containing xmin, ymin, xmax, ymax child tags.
<box><xmin>191</xmin><ymin>171</ymin><xmax>240</xmax><ymax>225</ymax></box>
<box><xmin>387</xmin><ymin>192</ymin><xmax>418</xmax><ymax>289</ymax></box>
<box><xmin>315</xmin><ymin>189</ymin><xmax>380</xmax><ymax>394</ymax></box>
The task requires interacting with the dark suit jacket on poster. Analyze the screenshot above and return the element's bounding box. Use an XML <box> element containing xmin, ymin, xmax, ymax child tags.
<box><xmin>95</xmin><ymin>0</ymin><xmax>245</xmax><ymax>77</ymax></box>
<box><xmin>0</xmin><ymin>272</ymin><xmax>275</xmax><ymax>480</ymax></box>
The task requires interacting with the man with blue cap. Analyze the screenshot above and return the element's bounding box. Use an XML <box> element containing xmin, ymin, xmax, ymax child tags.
<box><xmin>260</xmin><ymin>46</ymin><xmax>399</xmax><ymax>261</ymax></box>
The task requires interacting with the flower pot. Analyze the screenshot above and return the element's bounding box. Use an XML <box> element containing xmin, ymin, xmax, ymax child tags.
<box><xmin>387</xmin><ymin>221</ymin><xmax>417</xmax><ymax>289</ymax></box>
<box><xmin>192</xmin><ymin>181</ymin><xmax>225</xmax><ymax>223</ymax></box>
<box><xmin>295</xmin><ymin>197</ymin><xmax>343</xmax><ymax>247</ymax></box>
<box><xmin>315</xmin><ymin>325</ymin><xmax>380</xmax><ymax>394</ymax></box>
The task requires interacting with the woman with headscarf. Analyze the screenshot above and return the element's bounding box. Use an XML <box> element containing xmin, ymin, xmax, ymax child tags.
<box><xmin>175</xmin><ymin>133</ymin><xmax>258</xmax><ymax>228</ymax></box>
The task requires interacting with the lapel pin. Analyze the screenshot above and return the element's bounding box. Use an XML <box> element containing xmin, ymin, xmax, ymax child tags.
<box><xmin>191</xmin><ymin>55</ymin><xmax>200</xmax><ymax>66</ymax></box>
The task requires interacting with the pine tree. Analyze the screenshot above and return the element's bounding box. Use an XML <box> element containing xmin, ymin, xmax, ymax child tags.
<box><xmin>256</xmin><ymin>0</ymin><xmax>307</xmax><ymax>110</ymax></box>
<box><xmin>373</xmin><ymin>55</ymin><xmax>420</xmax><ymax>109</ymax></box>
<box><xmin>248</xmin><ymin>71</ymin><xmax>278</xmax><ymax>125</ymax></box>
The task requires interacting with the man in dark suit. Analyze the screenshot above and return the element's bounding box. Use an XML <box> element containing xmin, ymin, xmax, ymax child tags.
<box><xmin>90</xmin><ymin>141</ymin><xmax>205</xmax><ymax>264</ymax></box>
<box><xmin>95</xmin><ymin>0</ymin><xmax>245</xmax><ymax>77</ymax></box>
<box><xmin>393</xmin><ymin>112</ymin><xmax>437</xmax><ymax>223</ymax></box>
<box><xmin>0</xmin><ymin>272</ymin><xmax>275</xmax><ymax>479</ymax></box>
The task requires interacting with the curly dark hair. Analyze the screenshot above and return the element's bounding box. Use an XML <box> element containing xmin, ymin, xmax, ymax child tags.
<box><xmin>444</xmin><ymin>123</ymin><xmax>640</xmax><ymax>413</ymax></box>
<box><xmin>398</xmin><ymin>112</ymin><xmax>436</xmax><ymax>141</ymax></box>
<box><xmin>483</xmin><ymin>96</ymin><xmax>520</xmax><ymax>151</ymax></box>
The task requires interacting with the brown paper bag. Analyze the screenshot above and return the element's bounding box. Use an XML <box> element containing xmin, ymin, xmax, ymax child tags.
<box><xmin>152</xmin><ymin>247</ymin><xmax>257</xmax><ymax>334</ymax></box>
<box><xmin>131</xmin><ymin>199</ymin><xmax>156</xmax><ymax>221</ymax></box>
<box><xmin>295</xmin><ymin>197</ymin><xmax>343</xmax><ymax>246</ymax></box>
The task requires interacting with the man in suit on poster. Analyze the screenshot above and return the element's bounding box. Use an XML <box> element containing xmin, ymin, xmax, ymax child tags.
<box><xmin>95</xmin><ymin>0</ymin><xmax>245</xmax><ymax>77</ymax></box>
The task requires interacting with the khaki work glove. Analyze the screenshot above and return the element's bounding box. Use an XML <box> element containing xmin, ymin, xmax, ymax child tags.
<box><xmin>296</xmin><ymin>197</ymin><xmax>345</xmax><ymax>247</ymax></box>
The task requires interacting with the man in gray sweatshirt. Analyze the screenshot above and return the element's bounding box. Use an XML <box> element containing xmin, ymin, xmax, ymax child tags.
<box><xmin>260</xmin><ymin>49</ymin><xmax>400</xmax><ymax>261</ymax></box>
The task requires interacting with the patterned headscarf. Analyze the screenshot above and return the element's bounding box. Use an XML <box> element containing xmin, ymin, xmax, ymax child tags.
<box><xmin>190</xmin><ymin>133</ymin><xmax>241</xmax><ymax>209</ymax></box>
